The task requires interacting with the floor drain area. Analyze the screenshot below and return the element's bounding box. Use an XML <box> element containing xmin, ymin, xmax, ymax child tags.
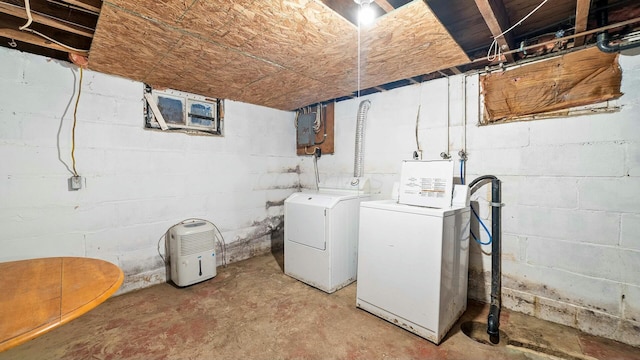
<box><xmin>460</xmin><ymin>321</ymin><xmax>587</xmax><ymax>360</ymax></box>
<box><xmin>460</xmin><ymin>321</ymin><xmax>509</xmax><ymax>346</ymax></box>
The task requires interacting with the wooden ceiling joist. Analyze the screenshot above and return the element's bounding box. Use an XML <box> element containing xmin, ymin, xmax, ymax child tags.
<box><xmin>0</xmin><ymin>2</ymin><xmax>94</xmax><ymax>38</ymax></box>
<box><xmin>56</xmin><ymin>0</ymin><xmax>101</xmax><ymax>14</ymax></box>
<box><xmin>474</xmin><ymin>0</ymin><xmax>515</xmax><ymax>62</ymax></box>
<box><xmin>374</xmin><ymin>0</ymin><xmax>394</xmax><ymax>13</ymax></box>
<box><xmin>0</xmin><ymin>27</ymin><xmax>88</xmax><ymax>54</ymax></box>
<box><xmin>573</xmin><ymin>0</ymin><xmax>591</xmax><ymax>47</ymax></box>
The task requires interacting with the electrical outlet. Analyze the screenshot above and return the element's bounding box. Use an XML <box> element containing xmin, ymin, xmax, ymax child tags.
<box><xmin>68</xmin><ymin>176</ymin><xmax>82</xmax><ymax>191</ymax></box>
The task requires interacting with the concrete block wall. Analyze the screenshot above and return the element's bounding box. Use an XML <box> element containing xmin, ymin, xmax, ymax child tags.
<box><xmin>312</xmin><ymin>52</ymin><xmax>640</xmax><ymax>346</ymax></box>
<box><xmin>0</xmin><ymin>48</ymin><xmax>301</xmax><ymax>293</ymax></box>
<box><xmin>2</xmin><ymin>46</ymin><xmax>639</xmax><ymax>346</ymax></box>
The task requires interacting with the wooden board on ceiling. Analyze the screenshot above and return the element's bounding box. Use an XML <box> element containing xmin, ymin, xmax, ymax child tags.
<box><xmin>91</xmin><ymin>0</ymin><xmax>358</xmax><ymax>110</ymax></box>
<box><xmin>181</xmin><ymin>0</ymin><xmax>359</xmax><ymax>98</ymax></box>
<box><xmin>88</xmin><ymin>3</ymin><xmax>183</xmax><ymax>82</ymax></box>
<box><xmin>359</xmin><ymin>0</ymin><xmax>470</xmax><ymax>90</ymax></box>
<box><xmin>106</xmin><ymin>0</ymin><xmax>194</xmax><ymax>25</ymax></box>
<box><xmin>239</xmin><ymin>69</ymin><xmax>349</xmax><ymax>111</ymax></box>
<box><xmin>142</xmin><ymin>37</ymin><xmax>226</xmax><ymax>94</ymax></box>
<box><xmin>89</xmin><ymin>0</ymin><xmax>470</xmax><ymax>111</ymax></box>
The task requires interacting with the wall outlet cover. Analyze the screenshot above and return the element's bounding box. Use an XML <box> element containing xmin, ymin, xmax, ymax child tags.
<box><xmin>68</xmin><ymin>176</ymin><xmax>82</xmax><ymax>191</ymax></box>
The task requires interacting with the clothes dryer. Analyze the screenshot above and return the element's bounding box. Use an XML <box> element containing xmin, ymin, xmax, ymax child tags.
<box><xmin>284</xmin><ymin>178</ymin><xmax>370</xmax><ymax>293</ymax></box>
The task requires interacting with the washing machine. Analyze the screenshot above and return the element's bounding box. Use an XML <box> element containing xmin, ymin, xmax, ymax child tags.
<box><xmin>284</xmin><ymin>177</ymin><xmax>370</xmax><ymax>293</ymax></box>
<box><xmin>356</xmin><ymin>200</ymin><xmax>470</xmax><ymax>344</ymax></box>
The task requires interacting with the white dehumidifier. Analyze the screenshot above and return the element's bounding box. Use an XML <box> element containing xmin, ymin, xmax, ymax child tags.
<box><xmin>168</xmin><ymin>221</ymin><xmax>217</xmax><ymax>287</ymax></box>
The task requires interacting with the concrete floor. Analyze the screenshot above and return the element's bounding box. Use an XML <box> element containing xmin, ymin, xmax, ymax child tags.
<box><xmin>1</xmin><ymin>251</ymin><xmax>638</xmax><ymax>360</ymax></box>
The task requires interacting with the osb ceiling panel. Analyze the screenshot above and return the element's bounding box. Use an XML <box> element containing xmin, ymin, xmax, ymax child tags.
<box><xmin>89</xmin><ymin>6</ymin><xmax>183</xmax><ymax>82</ymax></box>
<box><xmin>360</xmin><ymin>0</ymin><xmax>469</xmax><ymax>90</ymax></box>
<box><xmin>89</xmin><ymin>0</ymin><xmax>469</xmax><ymax>110</ymax></box>
<box><xmin>106</xmin><ymin>0</ymin><xmax>196</xmax><ymax>26</ymax></box>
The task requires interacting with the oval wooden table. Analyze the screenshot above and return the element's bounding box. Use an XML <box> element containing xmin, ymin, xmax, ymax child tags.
<box><xmin>0</xmin><ymin>257</ymin><xmax>124</xmax><ymax>352</ymax></box>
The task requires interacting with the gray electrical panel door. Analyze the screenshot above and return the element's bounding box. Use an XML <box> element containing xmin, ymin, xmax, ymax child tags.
<box><xmin>297</xmin><ymin>113</ymin><xmax>316</xmax><ymax>146</ymax></box>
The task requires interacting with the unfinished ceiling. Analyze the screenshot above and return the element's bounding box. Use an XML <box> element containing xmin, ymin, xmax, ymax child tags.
<box><xmin>1</xmin><ymin>0</ymin><xmax>639</xmax><ymax>110</ymax></box>
<box><xmin>87</xmin><ymin>0</ymin><xmax>469</xmax><ymax>110</ymax></box>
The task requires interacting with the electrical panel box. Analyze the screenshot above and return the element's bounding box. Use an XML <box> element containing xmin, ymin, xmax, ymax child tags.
<box><xmin>297</xmin><ymin>113</ymin><xmax>316</xmax><ymax>146</ymax></box>
<box><xmin>296</xmin><ymin>102</ymin><xmax>335</xmax><ymax>156</ymax></box>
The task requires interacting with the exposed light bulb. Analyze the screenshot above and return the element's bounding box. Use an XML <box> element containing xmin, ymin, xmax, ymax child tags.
<box><xmin>358</xmin><ymin>3</ymin><xmax>375</xmax><ymax>25</ymax></box>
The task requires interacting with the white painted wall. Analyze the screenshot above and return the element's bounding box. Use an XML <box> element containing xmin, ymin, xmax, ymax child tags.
<box><xmin>311</xmin><ymin>52</ymin><xmax>640</xmax><ymax>346</ymax></box>
<box><xmin>0</xmin><ymin>48</ymin><xmax>300</xmax><ymax>293</ymax></box>
<box><xmin>2</xmin><ymin>46</ymin><xmax>639</xmax><ymax>346</ymax></box>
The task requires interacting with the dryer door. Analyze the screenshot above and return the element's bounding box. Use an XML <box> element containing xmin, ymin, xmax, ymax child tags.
<box><xmin>285</xmin><ymin>194</ymin><xmax>334</xmax><ymax>250</ymax></box>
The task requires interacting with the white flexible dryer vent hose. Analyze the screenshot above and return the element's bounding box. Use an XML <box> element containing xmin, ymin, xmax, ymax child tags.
<box><xmin>354</xmin><ymin>100</ymin><xmax>371</xmax><ymax>178</ymax></box>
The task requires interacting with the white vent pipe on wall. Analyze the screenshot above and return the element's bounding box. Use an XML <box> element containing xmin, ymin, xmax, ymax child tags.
<box><xmin>354</xmin><ymin>100</ymin><xmax>371</xmax><ymax>177</ymax></box>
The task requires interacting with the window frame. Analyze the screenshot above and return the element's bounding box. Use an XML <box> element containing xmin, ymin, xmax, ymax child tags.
<box><xmin>144</xmin><ymin>85</ymin><xmax>224</xmax><ymax>136</ymax></box>
<box><xmin>478</xmin><ymin>48</ymin><xmax>622</xmax><ymax>125</ymax></box>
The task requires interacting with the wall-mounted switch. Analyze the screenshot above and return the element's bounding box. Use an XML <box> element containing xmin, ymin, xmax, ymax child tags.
<box><xmin>68</xmin><ymin>176</ymin><xmax>82</xmax><ymax>191</ymax></box>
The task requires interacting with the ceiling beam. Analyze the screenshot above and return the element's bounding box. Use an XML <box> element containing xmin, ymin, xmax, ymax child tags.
<box><xmin>373</xmin><ymin>0</ymin><xmax>394</xmax><ymax>13</ymax></box>
<box><xmin>0</xmin><ymin>2</ymin><xmax>93</xmax><ymax>38</ymax></box>
<box><xmin>319</xmin><ymin>0</ymin><xmax>358</xmax><ymax>25</ymax></box>
<box><xmin>0</xmin><ymin>27</ymin><xmax>88</xmax><ymax>54</ymax></box>
<box><xmin>474</xmin><ymin>0</ymin><xmax>515</xmax><ymax>62</ymax></box>
<box><xmin>573</xmin><ymin>0</ymin><xmax>591</xmax><ymax>47</ymax></box>
<box><xmin>56</xmin><ymin>0</ymin><xmax>101</xmax><ymax>14</ymax></box>
<box><xmin>468</xmin><ymin>16</ymin><xmax>640</xmax><ymax>64</ymax></box>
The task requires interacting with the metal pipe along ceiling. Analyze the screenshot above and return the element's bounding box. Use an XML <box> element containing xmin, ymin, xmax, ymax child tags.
<box><xmin>596</xmin><ymin>0</ymin><xmax>640</xmax><ymax>53</ymax></box>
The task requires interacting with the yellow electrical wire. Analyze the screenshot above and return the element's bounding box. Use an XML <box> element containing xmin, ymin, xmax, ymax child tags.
<box><xmin>304</xmin><ymin>146</ymin><xmax>319</xmax><ymax>155</ymax></box>
<box><xmin>71</xmin><ymin>67</ymin><xmax>83</xmax><ymax>177</ymax></box>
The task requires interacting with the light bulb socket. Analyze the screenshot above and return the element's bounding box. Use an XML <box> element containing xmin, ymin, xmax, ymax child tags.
<box><xmin>357</xmin><ymin>1</ymin><xmax>375</xmax><ymax>25</ymax></box>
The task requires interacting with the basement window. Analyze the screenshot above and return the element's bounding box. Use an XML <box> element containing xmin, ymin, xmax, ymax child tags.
<box><xmin>479</xmin><ymin>47</ymin><xmax>622</xmax><ymax>125</ymax></box>
<box><xmin>144</xmin><ymin>85</ymin><xmax>224</xmax><ymax>136</ymax></box>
